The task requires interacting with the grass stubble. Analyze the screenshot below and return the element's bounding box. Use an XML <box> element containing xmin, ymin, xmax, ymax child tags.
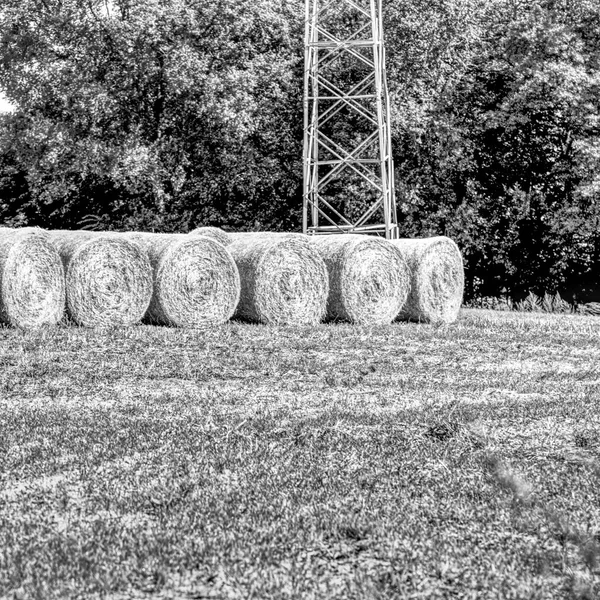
<box><xmin>0</xmin><ymin>309</ymin><xmax>598</xmax><ymax>599</ymax></box>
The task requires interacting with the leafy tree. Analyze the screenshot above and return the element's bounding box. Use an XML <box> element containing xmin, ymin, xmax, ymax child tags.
<box><xmin>387</xmin><ymin>0</ymin><xmax>600</xmax><ymax>301</ymax></box>
<box><xmin>1</xmin><ymin>0</ymin><xmax>600</xmax><ymax>301</ymax></box>
<box><xmin>0</xmin><ymin>0</ymin><xmax>303</xmax><ymax>230</ymax></box>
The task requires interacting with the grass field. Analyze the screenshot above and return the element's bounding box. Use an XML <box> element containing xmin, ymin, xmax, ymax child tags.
<box><xmin>0</xmin><ymin>309</ymin><xmax>599</xmax><ymax>599</ymax></box>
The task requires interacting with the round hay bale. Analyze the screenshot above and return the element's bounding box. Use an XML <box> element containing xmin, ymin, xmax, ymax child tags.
<box><xmin>120</xmin><ymin>232</ymin><xmax>240</xmax><ymax>327</ymax></box>
<box><xmin>309</xmin><ymin>234</ymin><xmax>410</xmax><ymax>324</ymax></box>
<box><xmin>227</xmin><ymin>232</ymin><xmax>328</xmax><ymax>325</ymax></box>
<box><xmin>189</xmin><ymin>226</ymin><xmax>231</xmax><ymax>246</ymax></box>
<box><xmin>0</xmin><ymin>228</ymin><xmax>65</xmax><ymax>328</ymax></box>
<box><xmin>390</xmin><ymin>236</ymin><xmax>464</xmax><ymax>324</ymax></box>
<box><xmin>48</xmin><ymin>230</ymin><xmax>153</xmax><ymax>327</ymax></box>
<box><xmin>0</xmin><ymin>226</ymin><xmax>47</xmax><ymax>235</ymax></box>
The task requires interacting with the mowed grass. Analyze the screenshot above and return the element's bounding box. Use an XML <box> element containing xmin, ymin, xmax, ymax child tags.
<box><xmin>0</xmin><ymin>309</ymin><xmax>599</xmax><ymax>600</ymax></box>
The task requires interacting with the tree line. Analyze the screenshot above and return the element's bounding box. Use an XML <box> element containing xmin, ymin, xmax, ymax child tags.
<box><xmin>1</xmin><ymin>0</ymin><xmax>599</xmax><ymax>302</ymax></box>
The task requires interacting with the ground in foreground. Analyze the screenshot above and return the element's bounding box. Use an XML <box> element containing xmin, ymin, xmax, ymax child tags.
<box><xmin>0</xmin><ymin>309</ymin><xmax>599</xmax><ymax>599</ymax></box>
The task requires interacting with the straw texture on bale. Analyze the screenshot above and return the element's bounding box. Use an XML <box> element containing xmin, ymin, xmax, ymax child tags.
<box><xmin>227</xmin><ymin>232</ymin><xmax>328</xmax><ymax>325</ymax></box>
<box><xmin>119</xmin><ymin>232</ymin><xmax>240</xmax><ymax>327</ymax></box>
<box><xmin>49</xmin><ymin>230</ymin><xmax>153</xmax><ymax>327</ymax></box>
<box><xmin>0</xmin><ymin>228</ymin><xmax>65</xmax><ymax>328</ymax></box>
<box><xmin>309</xmin><ymin>234</ymin><xmax>410</xmax><ymax>324</ymax></box>
<box><xmin>189</xmin><ymin>226</ymin><xmax>231</xmax><ymax>246</ymax></box>
<box><xmin>0</xmin><ymin>226</ymin><xmax>47</xmax><ymax>235</ymax></box>
<box><xmin>391</xmin><ymin>236</ymin><xmax>464</xmax><ymax>324</ymax></box>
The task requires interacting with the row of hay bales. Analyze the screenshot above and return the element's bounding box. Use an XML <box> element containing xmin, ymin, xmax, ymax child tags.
<box><xmin>191</xmin><ymin>227</ymin><xmax>464</xmax><ymax>325</ymax></box>
<box><xmin>0</xmin><ymin>225</ymin><xmax>464</xmax><ymax>329</ymax></box>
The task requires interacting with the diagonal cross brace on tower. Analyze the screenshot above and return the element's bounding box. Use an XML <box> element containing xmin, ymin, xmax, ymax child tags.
<box><xmin>302</xmin><ymin>0</ymin><xmax>398</xmax><ymax>239</ymax></box>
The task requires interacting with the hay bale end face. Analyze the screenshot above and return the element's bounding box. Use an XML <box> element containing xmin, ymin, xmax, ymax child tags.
<box><xmin>0</xmin><ymin>228</ymin><xmax>65</xmax><ymax>328</ymax></box>
<box><xmin>391</xmin><ymin>236</ymin><xmax>464</xmax><ymax>324</ymax></box>
<box><xmin>49</xmin><ymin>231</ymin><xmax>153</xmax><ymax>327</ymax></box>
<box><xmin>309</xmin><ymin>234</ymin><xmax>410</xmax><ymax>325</ymax></box>
<box><xmin>123</xmin><ymin>232</ymin><xmax>240</xmax><ymax>328</ymax></box>
<box><xmin>189</xmin><ymin>226</ymin><xmax>232</xmax><ymax>246</ymax></box>
<box><xmin>228</xmin><ymin>232</ymin><xmax>328</xmax><ymax>325</ymax></box>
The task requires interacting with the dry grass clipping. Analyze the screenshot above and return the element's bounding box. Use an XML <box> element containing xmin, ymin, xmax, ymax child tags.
<box><xmin>189</xmin><ymin>227</ymin><xmax>232</xmax><ymax>246</ymax></box>
<box><xmin>228</xmin><ymin>232</ymin><xmax>328</xmax><ymax>325</ymax></box>
<box><xmin>49</xmin><ymin>230</ymin><xmax>153</xmax><ymax>327</ymax></box>
<box><xmin>390</xmin><ymin>236</ymin><xmax>464</xmax><ymax>324</ymax></box>
<box><xmin>309</xmin><ymin>234</ymin><xmax>410</xmax><ymax>324</ymax></box>
<box><xmin>120</xmin><ymin>232</ymin><xmax>240</xmax><ymax>327</ymax></box>
<box><xmin>0</xmin><ymin>228</ymin><xmax>65</xmax><ymax>328</ymax></box>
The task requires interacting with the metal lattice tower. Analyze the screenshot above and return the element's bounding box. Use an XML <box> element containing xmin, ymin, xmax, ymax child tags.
<box><xmin>302</xmin><ymin>0</ymin><xmax>398</xmax><ymax>238</ymax></box>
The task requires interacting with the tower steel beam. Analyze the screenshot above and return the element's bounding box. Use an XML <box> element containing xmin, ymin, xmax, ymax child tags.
<box><xmin>303</xmin><ymin>0</ymin><xmax>398</xmax><ymax>238</ymax></box>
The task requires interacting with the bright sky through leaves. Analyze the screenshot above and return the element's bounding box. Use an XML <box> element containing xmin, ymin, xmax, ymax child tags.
<box><xmin>0</xmin><ymin>92</ymin><xmax>15</xmax><ymax>113</ymax></box>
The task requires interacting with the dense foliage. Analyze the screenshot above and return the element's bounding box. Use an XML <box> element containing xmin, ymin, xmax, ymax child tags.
<box><xmin>1</xmin><ymin>0</ymin><xmax>599</xmax><ymax>301</ymax></box>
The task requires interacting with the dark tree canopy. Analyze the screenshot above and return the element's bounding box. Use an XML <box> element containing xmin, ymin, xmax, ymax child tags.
<box><xmin>1</xmin><ymin>0</ymin><xmax>600</xmax><ymax>301</ymax></box>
